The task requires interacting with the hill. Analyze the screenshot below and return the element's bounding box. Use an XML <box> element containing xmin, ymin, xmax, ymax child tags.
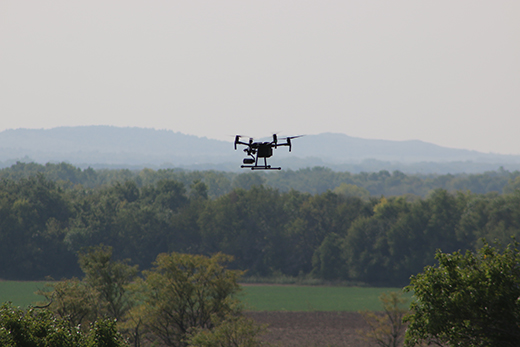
<box><xmin>1</xmin><ymin>126</ymin><xmax>520</xmax><ymax>173</ymax></box>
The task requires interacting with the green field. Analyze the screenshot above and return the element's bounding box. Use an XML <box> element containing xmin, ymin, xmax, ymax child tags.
<box><xmin>0</xmin><ymin>281</ymin><xmax>48</xmax><ymax>308</ymax></box>
<box><xmin>0</xmin><ymin>281</ymin><xmax>410</xmax><ymax>311</ymax></box>
<box><xmin>240</xmin><ymin>285</ymin><xmax>410</xmax><ymax>311</ymax></box>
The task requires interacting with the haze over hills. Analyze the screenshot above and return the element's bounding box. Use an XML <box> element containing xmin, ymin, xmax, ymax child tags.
<box><xmin>1</xmin><ymin>126</ymin><xmax>519</xmax><ymax>173</ymax></box>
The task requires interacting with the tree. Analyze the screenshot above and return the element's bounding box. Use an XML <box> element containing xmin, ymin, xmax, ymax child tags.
<box><xmin>0</xmin><ymin>303</ymin><xmax>80</xmax><ymax>347</ymax></box>
<box><xmin>130</xmin><ymin>252</ymin><xmax>244</xmax><ymax>347</ymax></box>
<box><xmin>40</xmin><ymin>245</ymin><xmax>139</xmax><ymax>331</ymax></box>
<box><xmin>231</xmin><ymin>173</ymin><xmax>265</xmax><ymax>190</ymax></box>
<box><xmin>0</xmin><ymin>303</ymin><xmax>128</xmax><ymax>347</ymax></box>
<box><xmin>404</xmin><ymin>241</ymin><xmax>520</xmax><ymax>347</ymax></box>
<box><xmin>311</xmin><ymin>232</ymin><xmax>346</xmax><ymax>280</ymax></box>
<box><xmin>154</xmin><ymin>179</ymin><xmax>188</xmax><ymax>211</ymax></box>
<box><xmin>190</xmin><ymin>179</ymin><xmax>209</xmax><ymax>200</ymax></box>
<box><xmin>83</xmin><ymin>319</ymin><xmax>129</xmax><ymax>347</ymax></box>
<box><xmin>78</xmin><ymin>245</ymin><xmax>139</xmax><ymax>321</ymax></box>
<box><xmin>37</xmin><ymin>277</ymin><xmax>99</xmax><ymax>328</ymax></box>
<box><xmin>185</xmin><ymin>316</ymin><xmax>267</xmax><ymax>347</ymax></box>
<box><xmin>344</xmin><ymin>197</ymin><xmax>410</xmax><ymax>285</ymax></box>
<box><xmin>359</xmin><ymin>291</ymin><xmax>408</xmax><ymax>347</ymax></box>
<box><xmin>333</xmin><ymin>183</ymin><xmax>370</xmax><ymax>200</ymax></box>
<box><xmin>283</xmin><ymin>190</ymin><xmax>350</xmax><ymax>276</ymax></box>
<box><xmin>197</xmin><ymin>186</ymin><xmax>288</xmax><ymax>276</ymax></box>
<box><xmin>0</xmin><ymin>174</ymin><xmax>76</xmax><ymax>280</ymax></box>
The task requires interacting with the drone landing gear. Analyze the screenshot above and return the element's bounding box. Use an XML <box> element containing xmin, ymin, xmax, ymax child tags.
<box><xmin>241</xmin><ymin>157</ymin><xmax>281</xmax><ymax>170</ymax></box>
<box><xmin>241</xmin><ymin>165</ymin><xmax>281</xmax><ymax>170</ymax></box>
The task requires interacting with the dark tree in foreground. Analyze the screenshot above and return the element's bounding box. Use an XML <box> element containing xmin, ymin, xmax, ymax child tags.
<box><xmin>0</xmin><ymin>303</ymin><xmax>127</xmax><ymax>347</ymax></box>
<box><xmin>404</xmin><ymin>241</ymin><xmax>520</xmax><ymax>347</ymax></box>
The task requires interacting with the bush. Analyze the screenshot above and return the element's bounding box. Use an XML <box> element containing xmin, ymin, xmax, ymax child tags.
<box><xmin>0</xmin><ymin>302</ymin><xmax>127</xmax><ymax>347</ymax></box>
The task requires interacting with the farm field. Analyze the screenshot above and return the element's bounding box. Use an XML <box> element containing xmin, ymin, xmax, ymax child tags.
<box><xmin>0</xmin><ymin>281</ymin><xmax>409</xmax><ymax>346</ymax></box>
<box><xmin>240</xmin><ymin>285</ymin><xmax>411</xmax><ymax>346</ymax></box>
<box><xmin>247</xmin><ymin>311</ymin><xmax>372</xmax><ymax>347</ymax></box>
<box><xmin>0</xmin><ymin>281</ymin><xmax>46</xmax><ymax>307</ymax></box>
<box><xmin>240</xmin><ymin>284</ymin><xmax>409</xmax><ymax>311</ymax></box>
<box><xmin>0</xmin><ymin>280</ymin><xmax>409</xmax><ymax>312</ymax></box>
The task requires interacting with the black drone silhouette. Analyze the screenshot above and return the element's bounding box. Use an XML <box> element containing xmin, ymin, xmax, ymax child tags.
<box><xmin>234</xmin><ymin>134</ymin><xmax>303</xmax><ymax>170</ymax></box>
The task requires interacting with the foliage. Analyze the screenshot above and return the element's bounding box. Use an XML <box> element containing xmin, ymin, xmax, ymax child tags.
<box><xmin>333</xmin><ymin>182</ymin><xmax>370</xmax><ymax>200</ymax></box>
<box><xmin>39</xmin><ymin>245</ymin><xmax>138</xmax><ymax>332</ymax></box>
<box><xmin>0</xmin><ymin>302</ymin><xmax>128</xmax><ymax>347</ymax></box>
<box><xmin>0</xmin><ymin>174</ymin><xmax>76</xmax><ymax>280</ymax></box>
<box><xmin>344</xmin><ymin>197</ymin><xmax>410</xmax><ymax>285</ymax></box>
<box><xmin>130</xmin><ymin>252</ymin><xmax>244</xmax><ymax>347</ymax></box>
<box><xmin>0</xmin><ymin>302</ymin><xmax>80</xmax><ymax>347</ymax></box>
<box><xmin>2</xmin><ymin>161</ymin><xmax>519</xmax><ymax>198</ymax></box>
<box><xmin>78</xmin><ymin>245</ymin><xmax>139</xmax><ymax>320</ymax></box>
<box><xmin>359</xmin><ymin>291</ymin><xmax>408</xmax><ymax>347</ymax></box>
<box><xmin>232</xmin><ymin>173</ymin><xmax>266</xmax><ymax>191</ymax></box>
<box><xmin>185</xmin><ymin>316</ymin><xmax>267</xmax><ymax>347</ymax></box>
<box><xmin>404</xmin><ymin>241</ymin><xmax>520</xmax><ymax>347</ymax></box>
<box><xmin>198</xmin><ymin>186</ymin><xmax>291</xmax><ymax>276</ymax></box>
<box><xmin>82</xmin><ymin>319</ymin><xmax>129</xmax><ymax>347</ymax></box>
<box><xmin>311</xmin><ymin>232</ymin><xmax>345</xmax><ymax>280</ymax></box>
<box><xmin>3</xmin><ymin>164</ymin><xmax>520</xmax><ymax>287</ymax></box>
<box><xmin>37</xmin><ymin>277</ymin><xmax>99</xmax><ymax>328</ymax></box>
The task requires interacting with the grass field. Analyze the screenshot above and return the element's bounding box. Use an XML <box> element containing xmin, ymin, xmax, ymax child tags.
<box><xmin>0</xmin><ymin>281</ymin><xmax>48</xmax><ymax>308</ymax></box>
<box><xmin>240</xmin><ymin>285</ymin><xmax>410</xmax><ymax>311</ymax></box>
<box><xmin>0</xmin><ymin>281</ymin><xmax>410</xmax><ymax>311</ymax></box>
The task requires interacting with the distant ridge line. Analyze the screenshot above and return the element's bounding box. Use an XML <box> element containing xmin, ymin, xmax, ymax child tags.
<box><xmin>1</xmin><ymin>126</ymin><xmax>519</xmax><ymax>173</ymax></box>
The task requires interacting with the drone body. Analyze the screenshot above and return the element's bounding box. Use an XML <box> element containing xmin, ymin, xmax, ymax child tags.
<box><xmin>234</xmin><ymin>134</ymin><xmax>301</xmax><ymax>170</ymax></box>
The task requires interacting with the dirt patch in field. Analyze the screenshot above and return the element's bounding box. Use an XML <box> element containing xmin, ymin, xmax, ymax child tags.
<box><xmin>245</xmin><ymin>311</ymin><xmax>373</xmax><ymax>347</ymax></box>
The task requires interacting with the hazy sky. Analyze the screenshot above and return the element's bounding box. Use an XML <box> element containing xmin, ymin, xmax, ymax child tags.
<box><xmin>1</xmin><ymin>1</ymin><xmax>519</xmax><ymax>154</ymax></box>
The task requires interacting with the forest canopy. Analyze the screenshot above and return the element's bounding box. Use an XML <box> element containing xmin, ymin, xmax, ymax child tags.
<box><xmin>1</xmin><ymin>162</ymin><xmax>520</xmax><ymax>286</ymax></box>
<box><xmin>1</xmin><ymin>161</ymin><xmax>519</xmax><ymax>197</ymax></box>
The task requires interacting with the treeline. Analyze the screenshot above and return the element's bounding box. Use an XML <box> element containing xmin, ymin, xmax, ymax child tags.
<box><xmin>2</xmin><ymin>161</ymin><xmax>520</xmax><ymax>198</ymax></box>
<box><xmin>2</xmin><ymin>169</ymin><xmax>520</xmax><ymax>286</ymax></box>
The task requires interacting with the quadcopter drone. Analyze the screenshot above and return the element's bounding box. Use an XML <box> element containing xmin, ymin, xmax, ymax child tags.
<box><xmin>234</xmin><ymin>134</ymin><xmax>302</xmax><ymax>170</ymax></box>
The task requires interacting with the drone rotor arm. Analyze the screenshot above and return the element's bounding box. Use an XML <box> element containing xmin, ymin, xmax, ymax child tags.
<box><xmin>235</xmin><ymin>135</ymin><xmax>258</xmax><ymax>150</ymax></box>
<box><xmin>276</xmin><ymin>135</ymin><xmax>303</xmax><ymax>152</ymax></box>
<box><xmin>234</xmin><ymin>135</ymin><xmax>249</xmax><ymax>150</ymax></box>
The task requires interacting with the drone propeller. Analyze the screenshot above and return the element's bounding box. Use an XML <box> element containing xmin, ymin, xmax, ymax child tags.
<box><xmin>280</xmin><ymin>135</ymin><xmax>304</xmax><ymax>152</ymax></box>
<box><xmin>234</xmin><ymin>135</ymin><xmax>255</xmax><ymax>150</ymax></box>
<box><xmin>282</xmin><ymin>135</ymin><xmax>304</xmax><ymax>140</ymax></box>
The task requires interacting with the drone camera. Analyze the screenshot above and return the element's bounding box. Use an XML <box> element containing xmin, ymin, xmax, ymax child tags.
<box><xmin>243</xmin><ymin>158</ymin><xmax>255</xmax><ymax>164</ymax></box>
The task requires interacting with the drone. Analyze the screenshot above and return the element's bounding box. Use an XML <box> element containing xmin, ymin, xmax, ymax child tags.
<box><xmin>234</xmin><ymin>134</ymin><xmax>302</xmax><ymax>170</ymax></box>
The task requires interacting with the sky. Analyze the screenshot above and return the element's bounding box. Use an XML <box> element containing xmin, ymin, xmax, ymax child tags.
<box><xmin>1</xmin><ymin>1</ymin><xmax>519</xmax><ymax>154</ymax></box>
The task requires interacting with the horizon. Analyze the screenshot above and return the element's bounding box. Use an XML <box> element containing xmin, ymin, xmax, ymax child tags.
<box><xmin>0</xmin><ymin>125</ymin><xmax>516</xmax><ymax>157</ymax></box>
<box><xmin>1</xmin><ymin>2</ymin><xmax>518</xmax><ymax>155</ymax></box>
